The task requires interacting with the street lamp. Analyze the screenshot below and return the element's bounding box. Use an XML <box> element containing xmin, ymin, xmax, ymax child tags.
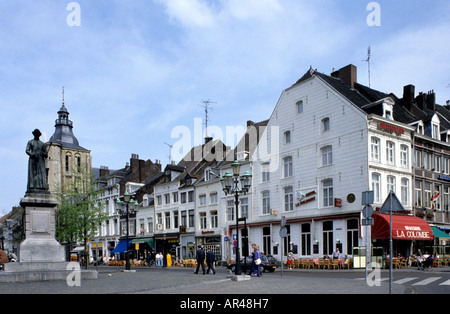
<box><xmin>116</xmin><ymin>192</ymin><xmax>138</xmax><ymax>271</ymax></box>
<box><xmin>221</xmin><ymin>160</ymin><xmax>252</xmax><ymax>276</ymax></box>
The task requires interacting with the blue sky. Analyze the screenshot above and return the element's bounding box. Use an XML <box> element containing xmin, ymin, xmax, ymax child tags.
<box><xmin>1</xmin><ymin>0</ymin><xmax>450</xmax><ymax>215</ymax></box>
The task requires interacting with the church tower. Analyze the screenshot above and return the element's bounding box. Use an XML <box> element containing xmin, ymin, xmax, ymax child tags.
<box><xmin>46</xmin><ymin>90</ymin><xmax>92</xmax><ymax>195</ymax></box>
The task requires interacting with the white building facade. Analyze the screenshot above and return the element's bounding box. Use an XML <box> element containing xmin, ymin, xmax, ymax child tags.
<box><xmin>245</xmin><ymin>65</ymin><xmax>415</xmax><ymax>261</ymax></box>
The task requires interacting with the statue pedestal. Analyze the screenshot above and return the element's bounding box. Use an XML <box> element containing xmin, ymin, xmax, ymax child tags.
<box><xmin>18</xmin><ymin>192</ymin><xmax>65</xmax><ymax>263</ymax></box>
<box><xmin>1</xmin><ymin>192</ymin><xmax>97</xmax><ymax>282</ymax></box>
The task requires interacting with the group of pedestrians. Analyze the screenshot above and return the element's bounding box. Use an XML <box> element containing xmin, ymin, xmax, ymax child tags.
<box><xmin>194</xmin><ymin>245</ymin><xmax>216</xmax><ymax>275</ymax></box>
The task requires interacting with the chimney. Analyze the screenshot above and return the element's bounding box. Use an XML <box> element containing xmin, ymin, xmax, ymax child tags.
<box><xmin>99</xmin><ymin>166</ymin><xmax>110</xmax><ymax>177</ymax></box>
<box><xmin>247</xmin><ymin>120</ymin><xmax>255</xmax><ymax>128</ymax></box>
<box><xmin>426</xmin><ymin>90</ymin><xmax>436</xmax><ymax>111</ymax></box>
<box><xmin>205</xmin><ymin>137</ymin><xmax>213</xmax><ymax>144</ymax></box>
<box><xmin>402</xmin><ymin>84</ymin><xmax>415</xmax><ymax>110</ymax></box>
<box><xmin>331</xmin><ymin>64</ymin><xmax>357</xmax><ymax>89</ymax></box>
<box><xmin>416</xmin><ymin>92</ymin><xmax>427</xmax><ymax>111</ymax></box>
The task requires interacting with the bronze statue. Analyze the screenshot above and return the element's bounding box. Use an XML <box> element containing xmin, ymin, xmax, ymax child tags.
<box><xmin>26</xmin><ymin>129</ymin><xmax>48</xmax><ymax>192</ymax></box>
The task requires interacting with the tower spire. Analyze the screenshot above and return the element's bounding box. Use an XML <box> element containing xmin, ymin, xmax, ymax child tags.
<box><xmin>62</xmin><ymin>86</ymin><xmax>65</xmax><ymax>105</ymax></box>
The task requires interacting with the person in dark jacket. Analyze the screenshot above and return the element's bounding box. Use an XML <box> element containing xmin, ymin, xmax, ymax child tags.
<box><xmin>194</xmin><ymin>245</ymin><xmax>206</xmax><ymax>275</ymax></box>
<box><xmin>206</xmin><ymin>248</ymin><xmax>216</xmax><ymax>274</ymax></box>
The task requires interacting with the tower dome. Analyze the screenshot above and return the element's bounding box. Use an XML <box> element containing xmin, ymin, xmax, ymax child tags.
<box><xmin>48</xmin><ymin>103</ymin><xmax>87</xmax><ymax>151</ymax></box>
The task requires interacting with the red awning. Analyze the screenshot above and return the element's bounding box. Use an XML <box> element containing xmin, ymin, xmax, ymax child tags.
<box><xmin>372</xmin><ymin>213</ymin><xmax>434</xmax><ymax>240</ymax></box>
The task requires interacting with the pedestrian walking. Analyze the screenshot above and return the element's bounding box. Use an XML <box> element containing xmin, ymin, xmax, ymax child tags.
<box><xmin>251</xmin><ymin>244</ymin><xmax>261</xmax><ymax>277</ymax></box>
<box><xmin>206</xmin><ymin>248</ymin><xmax>216</xmax><ymax>274</ymax></box>
<box><xmin>194</xmin><ymin>245</ymin><xmax>206</xmax><ymax>275</ymax></box>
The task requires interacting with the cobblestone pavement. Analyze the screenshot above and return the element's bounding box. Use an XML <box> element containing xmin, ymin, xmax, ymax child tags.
<box><xmin>0</xmin><ymin>265</ymin><xmax>406</xmax><ymax>294</ymax></box>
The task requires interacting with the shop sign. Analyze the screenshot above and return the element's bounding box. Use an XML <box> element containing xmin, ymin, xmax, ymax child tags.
<box><xmin>295</xmin><ymin>190</ymin><xmax>316</xmax><ymax>207</ymax></box>
<box><xmin>378</xmin><ymin>122</ymin><xmax>405</xmax><ymax>136</ymax></box>
<box><xmin>438</xmin><ymin>174</ymin><xmax>450</xmax><ymax>182</ymax></box>
<box><xmin>395</xmin><ymin>226</ymin><xmax>431</xmax><ymax>239</ymax></box>
<box><xmin>334</xmin><ymin>198</ymin><xmax>342</xmax><ymax>208</ymax></box>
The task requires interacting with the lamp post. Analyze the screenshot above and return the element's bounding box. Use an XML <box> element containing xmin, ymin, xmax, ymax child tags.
<box><xmin>221</xmin><ymin>160</ymin><xmax>252</xmax><ymax>276</ymax></box>
<box><xmin>117</xmin><ymin>192</ymin><xmax>138</xmax><ymax>271</ymax></box>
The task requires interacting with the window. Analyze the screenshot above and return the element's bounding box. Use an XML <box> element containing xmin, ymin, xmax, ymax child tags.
<box><xmin>227</xmin><ymin>200</ymin><xmax>234</xmax><ymax>221</ymax></box>
<box><xmin>172</xmin><ymin>192</ymin><xmax>178</xmax><ymax>203</ymax></box>
<box><xmin>322</xmin><ymin>118</ymin><xmax>330</xmax><ymax>132</ymax></box>
<box><xmin>284</xmin><ymin>186</ymin><xmax>294</xmax><ymax>211</ymax></box>
<box><xmin>165</xmin><ymin>212</ymin><xmax>171</xmax><ymax>230</ymax></box>
<box><xmin>263</xmin><ymin>227</ymin><xmax>272</xmax><ymax>255</ymax></box>
<box><xmin>386</xmin><ymin>141</ymin><xmax>395</xmax><ymax>165</ymax></box>
<box><xmin>432</xmin><ymin>123</ymin><xmax>440</xmax><ymax>140</ymax></box>
<box><xmin>283</xmin><ymin>156</ymin><xmax>293</xmax><ymax>177</ymax></box>
<box><xmin>188</xmin><ymin>210</ymin><xmax>195</xmax><ymax>228</ymax></box>
<box><xmin>296</xmin><ymin>100</ymin><xmax>303</xmax><ymax>114</ymax></box>
<box><xmin>210</xmin><ymin>193</ymin><xmax>218</xmax><ymax>204</ymax></box>
<box><xmin>210</xmin><ymin>211</ymin><xmax>218</xmax><ymax>228</ymax></box>
<box><xmin>261</xmin><ymin>163</ymin><xmax>270</xmax><ymax>182</ymax></box>
<box><xmin>444</xmin><ymin>186</ymin><xmax>450</xmax><ymax>211</ymax></box>
<box><xmin>199</xmin><ymin>212</ymin><xmax>207</xmax><ymax>230</ymax></box>
<box><xmin>401</xmin><ymin>178</ymin><xmax>409</xmax><ymax>206</ymax></box>
<box><xmin>65</xmin><ymin>154</ymin><xmax>70</xmax><ymax>172</ymax></box>
<box><xmin>323</xmin><ymin>221</ymin><xmax>333</xmax><ymax>255</ymax></box>
<box><xmin>372</xmin><ymin>173</ymin><xmax>381</xmax><ymax>203</ymax></box>
<box><xmin>423</xmin><ymin>152</ymin><xmax>431</xmax><ymax>170</ymax></box>
<box><xmin>301</xmin><ymin>223</ymin><xmax>311</xmax><ymax>256</ymax></box>
<box><xmin>322</xmin><ymin>179</ymin><xmax>333</xmax><ymax>207</ymax></box>
<box><xmin>414</xmin><ymin>150</ymin><xmax>422</xmax><ymax>167</ymax></box>
<box><xmin>400</xmin><ymin>145</ymin><xmax>408</xmax><ymax>168</ymax></box>
<box><xmin>188</xmin><ymin>191</ymin><xmax>194</xmax><ymax>202</ymax></box>
<box><xmin>180</xmin><ymin>192</ymin><xmax>186</xmax><ymax>204</ymax></box>
<box><xmin>434</xmin><ymin>184</ymin><xmax>441</xmax><ymax>210</ymax></box>
<box><xmin>262</xmin><ymin>191</ymin><xmax>271</xmax><ymax>214</ymax></box>
<box><xmin>347</xmin><ymin>219</ymin><xmax>359</xmax><ymax>255</ymax></box>
<box><xmin>181</xmin><ymin>210</ymin><xmax>187</xmax><ymax>227</ymax></box>
<box><xmin>240</xmin><ymin>198</ymin><xmax>248</xmax><ymax>218</ymax></box>
<box><xmin>387</xmin><ymin>176</ymin><xmax>395</xmax><ymax>193</ymax></box>
<box><xmin>444</xmin><ymin>158</ymin><xmax>450</xmax><ymax>174</ymax></box>
<box><xmin>199</xmin><ymin>194</ymin><xmax>206</xmax><ymax>206</ymax></box>
<box><xmin>434</xmin><ymin>156</ymin><xmax>441</xmax><ymax>172</ymax></box>
<box><xmin>173</xmin><ymin>211</ymin><xmax>179</xmax><ymax>229</ymax></box>
<box><xmin>371</xmin><ymin>137</ymin><xmax>380</xmax><ymax>162</ymax></box>
<box><xmin>424</xmin><ymin>182</ymin><xmax>432</xmax><ymax>208</ymax></box>
<box><xmin>156</xmin><ymin>195</ymin><xmax>162</xmax><ymax>206</ymax></box>
<box><xmin>321</xmin><ymin>146</ymin><xmax>333</xmax><ymax>166</ymax></box>
<box><xmin>284</xmin><ymin>131</ymin><xmax>291</xmax><ymax>144</ymax></box>
<box><xmin>164</xmin><ymin>193</ymin><xmax>170</xmax><ymax>204</ymax></box>
<box><xmin>415</xmin><ymin>181</ymin><xmax>422</xmax><ymax>207</ymax></box>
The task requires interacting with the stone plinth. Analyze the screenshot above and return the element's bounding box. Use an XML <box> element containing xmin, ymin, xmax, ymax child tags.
<box><xmin>0</xmin><ymin>192</ymin><xmax>97</xmax><ymax>283</ymax></box>
<box><xmin>19</xmin><ymin>192</ymin><xmax>65</xmax><ymax>263</ymax></box>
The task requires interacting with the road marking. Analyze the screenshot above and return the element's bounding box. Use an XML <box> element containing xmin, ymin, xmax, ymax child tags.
<box><xmin>412</xmin><ymin>277</ymin><xmax>441</xmax><ymax>286</ymax></box>
<box><xmin>393</xmin><ymin>277</ymin><xmax>418</xmax><ymax>284</ymax></box>
<box><xmin>439</xmin><ymin>279</ymin><xmax>450</xmax><ymax>286</ymax></box>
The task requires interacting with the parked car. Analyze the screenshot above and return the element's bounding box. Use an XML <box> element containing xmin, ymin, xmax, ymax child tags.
<box><xmin>227</xmin><ymin>255</ymin><xmax>280</xmax><ymax>273</ymax></box>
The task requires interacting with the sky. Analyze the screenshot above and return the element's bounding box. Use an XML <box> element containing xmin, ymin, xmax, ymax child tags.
<box><xmin>1</xmin><ymin>0</ymin><xmax>450</xmax><ymax>215</ymax></box>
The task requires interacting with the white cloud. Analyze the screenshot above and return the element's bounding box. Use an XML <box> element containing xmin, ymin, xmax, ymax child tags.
<box><xmin>155</xmin><ymin>0</ymin><xmax>216</xmax><ymax>27</ymax></box>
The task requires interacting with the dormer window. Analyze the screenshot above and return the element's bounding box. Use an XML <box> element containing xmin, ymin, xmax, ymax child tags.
<box><xmin>432</xmin><ymin>123</ymin><xmax>440</xmax><ymax>140</ymax></box>
<box><xmin>383</xmin><ymin>102</ymin><xmax>394</xmax><ymax>120</ymax></box>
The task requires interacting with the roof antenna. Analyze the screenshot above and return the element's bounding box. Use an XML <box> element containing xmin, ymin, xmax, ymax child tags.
<box><xmin>164</xmin><ymin>142</ymin><xmax>173</xmax><ymax>164</ymax></box>
<box><xmin>362</xmin><ymin>46</ymin><xmax>371</xmax><ymax>87</ymax></box>
<box><xmin>198</xmin><ymin>100</ymin><xmax>216</xmax><ymax>138</ymax></box>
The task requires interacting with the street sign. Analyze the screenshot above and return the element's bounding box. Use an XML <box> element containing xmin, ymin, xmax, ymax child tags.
<box><xmin>232</xmin><ymin>234</ymin><xmax>237</xmax><ymax>241</ymax></box>
<box><xmin>224</xmin><ymin>236</ymin><xmax>229</xmax><ymax>242</ymax></box>
<box><xmin>233</xmin><ymin>240</ymin><xmax>237</xmax><ymax>248</ymax></box>
<box><xmin>362</xmin><ymin>205</ymin><xmax>373</xmax><ymax>218</ymax></box>
<box><xmin>380</xmin><ymin>191</ymin><xmax>404</xmax><ymax>213</ymax></box>
<box><xmin>281</xmin><ymin>216</ymin><xmax>286</xmax><ymax>227</ymax></box>
<box><xmin>362</xmin><ymin>191</ymin><xmax>374</xmax><ymax>205</ymax></box>
<box><xmin>279</xmin><ymin>227</ymin><xmax>287</xmax><ymax>238</ymax></box>
<box><xmin>362</xmin><ymin>218</ymin><xmax>373</xmax><ymax>226</ymax></box>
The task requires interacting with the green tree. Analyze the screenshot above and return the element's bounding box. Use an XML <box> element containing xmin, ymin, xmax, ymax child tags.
<box><xmin>55</xmin><ymin>165</ymin><xmax>107</xmax><ymax>268</ymax></box>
